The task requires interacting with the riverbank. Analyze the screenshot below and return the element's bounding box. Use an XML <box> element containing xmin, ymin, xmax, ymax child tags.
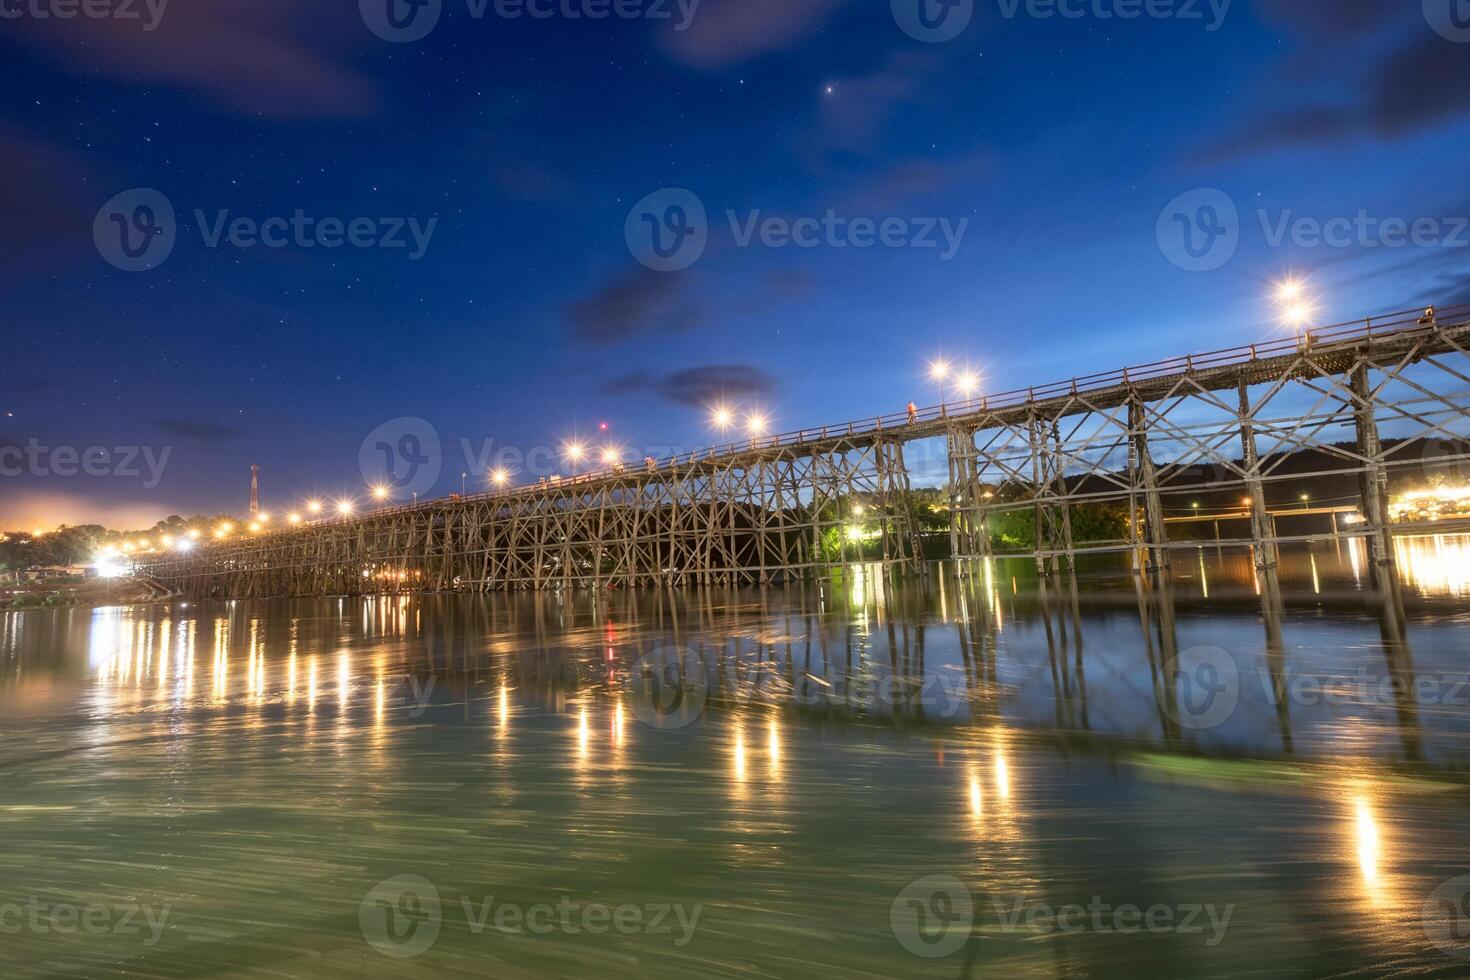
<box><xmin>0</xmin><ymin>577</ymin><xmax>160</xmax><ymax>611</ymax></box>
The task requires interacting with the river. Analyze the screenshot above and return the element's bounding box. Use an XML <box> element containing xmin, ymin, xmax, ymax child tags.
<box><xmin>3</xmin><ymin>535</ymin><xmax>1470</xmax><ymax>977</ymax></box>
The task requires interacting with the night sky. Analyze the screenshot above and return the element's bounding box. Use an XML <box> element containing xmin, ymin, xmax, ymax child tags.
<box><xmin>4</xmin><ymin>0</ymin><xmax>1469</xmax><ymax>528</ymax></box>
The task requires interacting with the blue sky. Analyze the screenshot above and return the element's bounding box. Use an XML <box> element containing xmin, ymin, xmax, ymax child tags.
<box><xmin>3</xmin><ymin>0</ymin><xmax>1469</xmax><ymax>526</ymax></box>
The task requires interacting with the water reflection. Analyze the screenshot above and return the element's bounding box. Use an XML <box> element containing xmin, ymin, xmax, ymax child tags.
<box><xmin>3</xmin><ymin>537</ymin><xmax>1470</xmax><ymax>978</ymax></box>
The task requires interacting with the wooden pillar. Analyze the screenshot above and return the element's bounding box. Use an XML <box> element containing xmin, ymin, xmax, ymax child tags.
<box><xmin>1051</xmin><ymin>420</ymin><xmax>1076</xmax><ymax>571</ymax></box>
<box><xmin>1028</xmin><ymin>413</ymin><xmax>1052</xmax><ymax>574</ymax></box>
<box><xmin>1237</xmin><ymin>379</ymin><xmax>1277</xmax><ymax>570</ymax></box>
<box><xmin>1352</xmin><ymin>363</ymin><xmax>1395</xmax><ymax>566</ymax></box>
<box><xmin>1128</xmin><ymin>392</ymin><xmax>1169</xmax><ymax>572</ymax></box>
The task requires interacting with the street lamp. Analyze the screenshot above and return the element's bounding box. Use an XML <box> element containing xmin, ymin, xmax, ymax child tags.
<box><xmin>955</xmin><ymin>370</ymin><xmax>979</xmax><ymax>404</ymax></box>
<box><xmin>371</xmin><ymin>484</ymin><xmax>391</xmax><ymax>504</ymax></box>
<box><xmin>710</xmin><ymin>406</ymin><xmax>735</xmax><ymax>435</ymax></box>
<box><xmin>491</xmin><ymin>468</ymin><xmax>511</xmax><ymax>489</ymax></box>
<box><xmin>929</xmin><ymin>360</ymin><xmax>951</xmax><ymax>411</ymax></box>
<box><xmin>337</xmin><ymin>499</ymin><xmax>355</xmax><ymax>516</ymax></box>
<box><xmin>307</xmin><ymin>500</ymin><xmax>324</xmax><ymax>516</ymax></box>
<box><xmin>747</xmin><ymin>413</ymin><xmax>768</xmax><ymax>446</ymax></box>
<box><xmin>564</xmin><ymin>442</ymin><xmax>586</xmax><ymax>476</ymax></box>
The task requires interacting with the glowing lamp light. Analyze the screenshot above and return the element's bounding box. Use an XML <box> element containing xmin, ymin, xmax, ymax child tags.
<box><xmin>747</xmin><ymin>413</ymin><xmax>768</xmax><ymax>436</ymax></box>
<box><xmin>929</xmin><ymin>359</ymin><xmax>951</xmax><ymax>381</ymax></box>
<box><xmin>257</xmin><ymin>512</ymin><xmax>271</xmax><ymax>523</ymax></box>
<box><xmin>491</xmin><ymin>468</ymin><xmax>511</xmax><ymax>487</ymax></box>
<box><xmin>307</xmin><ymin>500</ymin><xmax>324</xmax><ymax>515</ymax></box>
<box><xmin>287</xmin><ymin>512</ymin><xmax>302</xmax><ymax>525</ymax></box>
<box><xmin>564</xmin><ymin>442</ymin><xmax>586</xmax><ymax>462</ymax></box>
<box><xmin>337</xmin><ymin>500</ymin><xmax>355</xmax><ymax>516</ymax></box>
<box><xmin>601</xmin><ymin>448</ymin><xmax>621</xmax><ymax>466</ymax></box>
<box><xmin>248</xmin><ymin>522</ymin><xmax>262</xmax><ymax>534</ymax></box>
<box><xmin>1276</xmin><ymin>280</ymin><xmax>1302</xmax><ymax>303</ymax></box>
<box><xmin>175</xmin><ymin>538</ymin><xmax>193</xmax><ymax>553</ymax></box>
<box><xmin>710</xmin><ymin>406</ymin><xmax>735</xmax><ymax>432</ymax></box>
<box><xmin>956</xmin><ymin>371</ymin><xmax>979</xmax><ymax>396</ymax></box>
<box><xmin>371</xmin><ymin>484</ymin><xmax>391</xmax><ymax>502</ymax></box>
<box><xmin>187</xmin><ymin>529</ymin><xmax>201</xmax><ymax>540</ymax></box>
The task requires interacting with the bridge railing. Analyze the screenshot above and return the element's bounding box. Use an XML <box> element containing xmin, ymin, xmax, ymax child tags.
<box><xmin>174</xmin><ymin>302</ymin><xmax>1469</xmax><ymax>550</ymax></box>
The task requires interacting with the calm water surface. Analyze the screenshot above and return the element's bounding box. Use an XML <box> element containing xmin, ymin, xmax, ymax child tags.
<box><xmin>5</xmin><ymin>536</ymin><xmax>1470</xmax><ymax>978</ymax></box>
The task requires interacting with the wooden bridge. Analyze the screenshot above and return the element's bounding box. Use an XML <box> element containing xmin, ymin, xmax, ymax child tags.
<box><xmin>139</xmin><ymin>304</ymin><xmax>1470</xmax><ymax>598</ymax></box>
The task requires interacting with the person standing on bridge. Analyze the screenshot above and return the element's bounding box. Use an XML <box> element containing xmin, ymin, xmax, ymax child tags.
<box><xmin>907</xmin><ymin>401</ymin><xmax>918</xmax><ymax>425</ymax></box>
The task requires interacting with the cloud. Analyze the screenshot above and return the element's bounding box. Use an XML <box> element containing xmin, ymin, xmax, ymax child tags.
<box><xmin>1196</xmin><ymin>25</ymin><xmax>1470</xmax><ymax>161</ymax></box>
<box><xmin>0</xmin><ymin>488</ymin><xmax>193</xmax><ymax>533</ymax></box>
<box><xmin>0</xmin><ymin>123</ymin><xmax>92</xmax><ymax>281</ymax></box>
<box><xmin>818</xmin><ymin>50</ymin><xmax>938</xmax><ymax>154</ymax></box>
<box><xmin>155</xmin><ymin>419</ymin><xmax>244</xmax><ymax>442</ymax></box>
<box><xmin>661</xmin><ymin>0</ymin><xmax>852</xmax><ymax>69</ymax></box>
<box><xmin>1253</xmin><ymin>0</ymin><xmax>1398</xmax><ymax>39</ymax></box>
<box><xmin>12</xmin><ymin>0</ymin><xmax>375</xmax><ymax>117</ymax></box>
<box><xmin>565</xmin><ymin>267</ymin><xmax>704</xmax><ymax>343</ymax></box>
<box><xmin>604</xmin><ymin>364</ymin><xmax>777</xmax><ymax>407</ymax></box>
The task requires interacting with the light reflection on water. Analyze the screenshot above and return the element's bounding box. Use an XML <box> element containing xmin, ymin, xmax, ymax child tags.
<box><xmin>2</xmin><ymin>537</ymin><xmax>1470</xmax><ymax>977</ymax></box>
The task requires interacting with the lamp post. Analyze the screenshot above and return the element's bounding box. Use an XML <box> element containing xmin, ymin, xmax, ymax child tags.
<box><xmin>930</xmin><ymin>360</ymin><xmax>950</xmax><ymax>414</ymax></box>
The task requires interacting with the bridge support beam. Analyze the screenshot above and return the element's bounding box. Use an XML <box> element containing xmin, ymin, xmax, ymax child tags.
<box><xmin>1352</xmin><ymin>363</ymin><xmax>1395</xmax><ymax>566</ymax></box>
<box><xmin>1128</xmin><ymin>391</ymin><xmax>1170</xmax><ymax>573</ymax></box>
<box><xmin>1237</xmin><ymin>379</ymin><xmax>1277</xmax><ymax>570</ymax></box>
